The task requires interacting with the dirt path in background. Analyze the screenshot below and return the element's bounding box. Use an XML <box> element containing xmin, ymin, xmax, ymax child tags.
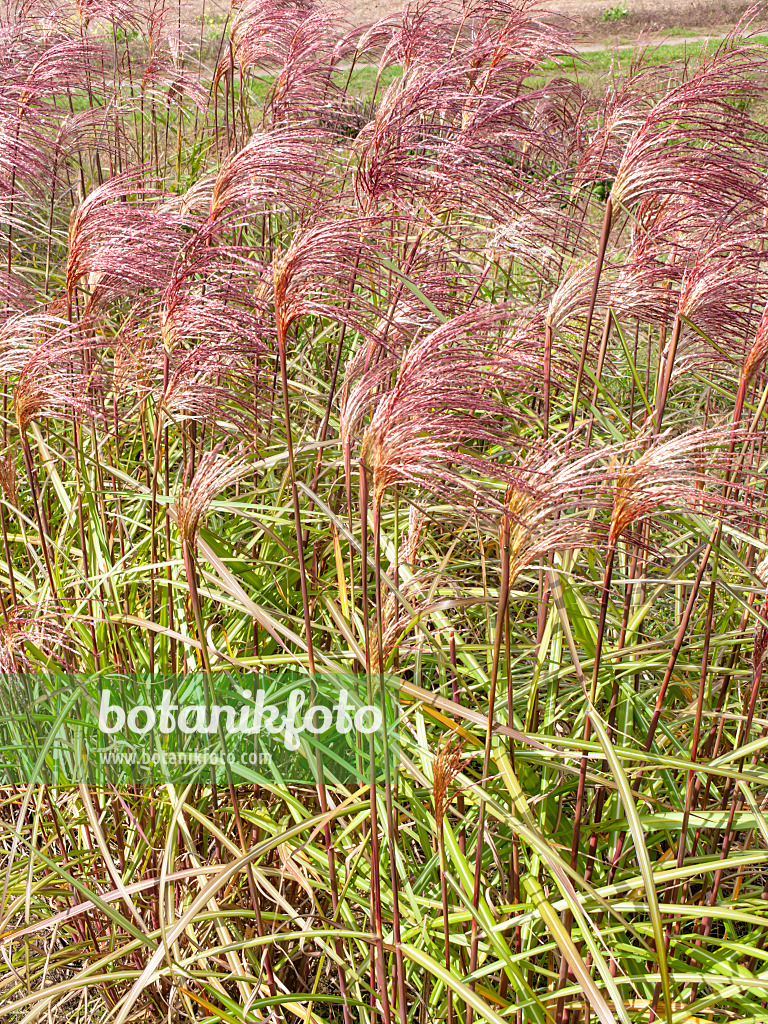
<box><xmin>344</xmin><ymin>0</ymin><xmax>757</xmax><ymax>38</ymax></box>
<box><xmin>189</xmin><ymin>0</ymin><xmax>763</xmax><ymax>45</ymax></box>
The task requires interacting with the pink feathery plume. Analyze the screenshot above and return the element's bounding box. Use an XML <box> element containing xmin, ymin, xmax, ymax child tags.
<box><xmin>352</xmin><ymin>86</ymin><xmax>440</xmax><ymax>213</ymax></box>
<box><xmin>340</xmin><ymin>269</ymin><xmax>475</xmax><ymax>457</ymax></box>
<box><xmin>612</xmin><ymin>222</ymin><xmax>683</xmax><ymax>328</ymax></box>
<box><xmin>734</xmin><ymin>298</ymin><xmax>768</xmax><ymax>424</ymax></box>
<box><xmin>465</xmin><ymin>0</ymin><xmax>570</xmax><ymax>72</ymax></box>
<box><xmin>352</xmin><ymin>305</ymin><xmax>543</xmax><ymax>511</ymax></box>
<box><xmin>496</xmin><ymin>442</ymin><xmax>615</xmax><ymax>577</ymax></box>
<box><xmin>263</xmin><ymin>10</ymin><xmax>353</xmax><ymax>126</ymax></box>
<box><xmin>139</xmin><ymin>54</ymin><xmax>209</xmax><ymax>114</ymax></box>
<box><xmin>0</xmin><ymin>311</ymin><xmax>91</xmax><ymax>373</ymax></box>
<box><xmin>0</xmin><ymin>38</ymin><xmax>109</xmax><ymax>195</ymax></box>
<box><xmin>216</xmin><ymin>0</ymin><xmax>352</xmax><ymax>126</ymax></box>
<box><xmin>373</xmin><ymin>0</ymin><xmax>564</xmax><ymax>77</ymax></box>
<box><xmin>608</xmin><ymin>52</ymin><xmax>768</xmax><ymax>217</ymax></box>
<box><xmin>271</xmin><ymin>217</ymin><xmax>381</xmax><ymax>338</ymax></box>
<box><xmin>643</xmin><ymin>232</ymin><xmax>768</xmax><ymax>426</ymax></box>
<box><xmin>339</xmin><ymin>299</ymin><xmax>431</xmax><ymax>457</ymax></box>
<box><xmin>158</xmin><ymin>339</ymin><xmax>270</xmax><ymax>438</ymax></box>
<box><xmin>15</xmin><ymin>37</ymin><xmax>106</xmax><ymax>95</ymax></box>
<box><xmin>160</xmin><ymin>286</ymin><xmax>272</xmax><ymax>356</ymax></box>
<box><xmin>136</xmin><ymin>0</ymin><xmax>176</xmax><ymax>52</ymax></box>
<box><xmin>488</xmin><ymin>195</ymin><xmax>597</xmax><ymax>285</ymax></box>
<box><xmin>352</xmin><ymin>66</ymin><xmax>566</xmax><ymax>219</ymax></box>
<box><xmin>173</xmin><ymin>447</ymin><xmax>251</xmax><ymax>548</ymax></box>
<box><xmin>375</xmin><ymin>0</ymin><xmax>461</xmax><ymax>73</ymax></box>
<box><xmin>4</xmin><ymin>338</ymin><xmax>94</xmax><ymax>435</ymax></box>
<box><xmin>676</xmin><ymin>237</ymin><xmax>768</xmax><ymax>350</ymax></box>
<box><xmin>352</xmin><ymin>2</ymin><xmax>576</xmax><ymax>222</ymax></box>
<box><xmin>209</xmin><ymin>129</ymin><xmax>329</xmax><ymax>223</ymax></box>
<box><xmin>606</xmin><ymin>427</ymin><xmax>760</xmax><ymax>545</ymax></box>
<box><xmin>744</xmin><ymin>301</ymin><xmax>768</xmax><ymax>389</ymax></box>
<box><xmin>0</xmin><ymin>269</ymin><xmax>32</xmax><ymax>319</ymax></box>
<box><xmin>54</xmin><ymin>106</ymin><xmax>123</xmax><ymax>161</ymax></box>
<box><xmin>515</xmin><ymin>77</ymin><xmax>592</xmax><ymax>170</ymax></box>
<box><xmin>490</xmin><ymin>428</ymin><xmax>762</xmax><ymax>574</ymax></box>
<box><xmin>572</xmin><ymin>87</ymin><xmax>653</xmax><ymax>196</ymax></box>
<box><xmin>545</xmin><ymin>256</ymin><xmax>615</xmax><ymax>334</ymax></box>
<box><xmin>66</xmin><ymin>168</ymin><xmax>187</xmax><ymax>309</ymax></box>
<box><xmin>219</xmin><ymin>0</ymin><xmax>338</xmax><ymax>80</ymax></box>
<box><xmin>68</xmin><ymin>0</ymin><xmax>142</xmax><ymax>33</ymax></box>
<box><xmin>0</xmin><ymin>449</ymin><xmax>19</xmax><ymax>509</ymax></box>
<box><xmin>350</xmin><ymin>13</ymin><xmax>402</xmax><ymax>70</ymax></box>
<box><xmin>160</xmin><ymin>239</ymin><xmax>273</xmax><ymax>353</ymax></box>
<box><xmin>0</xmin><ymin>608</ymin><xmax>75</xmax><ymax>673</ymax></box>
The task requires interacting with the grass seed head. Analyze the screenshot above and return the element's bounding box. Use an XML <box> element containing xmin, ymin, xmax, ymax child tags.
<box><xmin>433</xmin><ymin>734</ymin><xmax>465</xmax><ymax>834</ymax></box>
<box><xmin>173</xmin><ymin>448</ymin><xmax>250</xmax><ymax>548</ymax></box>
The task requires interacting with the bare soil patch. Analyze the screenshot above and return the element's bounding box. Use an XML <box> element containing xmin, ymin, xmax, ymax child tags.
<box><xmin>546</xmin><ymin>0</ymin><xmax>757</xmax><ymax>39</ymax></box>
<box><xmin>188</xmin><ymin>0</ymin><xmax>762</xmax><ymax>47</ymax></box>
<box><xmin>340</xmin><ymin>0</ymin><xmax>757</xmax><ymax>39</ymax></box>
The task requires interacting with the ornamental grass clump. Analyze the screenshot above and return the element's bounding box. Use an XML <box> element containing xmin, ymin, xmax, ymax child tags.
<box><xmin>2</xmin><ymin>1</ymin><xmax>768</xmax><ymax>1022</ymax></box>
